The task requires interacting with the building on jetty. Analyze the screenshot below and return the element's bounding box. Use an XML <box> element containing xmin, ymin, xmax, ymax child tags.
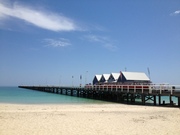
<box><xmin>93</xmin><ymin>71</ymin><xmax>151</xmax><ymax>85</ymax></box>
<box><xmin>99</xmin><ymin>74</ymin><xmax>111</xmax><ymax>84</ymax></box>
<box><xmin>108</xmin><ymin>73</ymin><xmax>119</xmax><ymax>83</ymax></box>
<box><xmin>93</xmin><ymin>75</ymin><xmax>102</xmax><ymax>85</ymax></box>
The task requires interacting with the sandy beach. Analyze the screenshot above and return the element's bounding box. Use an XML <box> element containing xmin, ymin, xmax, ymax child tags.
<box><xmin>0</xmin><ymin>103</ymin><xmax>180</xmax><ymax>135</ymax></box>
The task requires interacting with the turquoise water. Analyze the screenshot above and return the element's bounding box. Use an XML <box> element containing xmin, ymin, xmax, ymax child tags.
<box><xmin>0</xmin><ymin>87</ymin><xmax>109</xmax><ymax>104</ymax></box>
<box><xmin>152</xmin><ymin>95</ymin><xmax>178</xmax><ymax>105</ymax></box>
<box><xmin>135</xmin><ymin>96</ymin><xmax>178</xmax><ymax>105</ymax></box>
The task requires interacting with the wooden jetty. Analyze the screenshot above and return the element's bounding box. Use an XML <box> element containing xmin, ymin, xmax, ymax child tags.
<box><xmin>18</xmin><ymin>84</ymin><xmax>180</xmax><ymax>107</ymax></box>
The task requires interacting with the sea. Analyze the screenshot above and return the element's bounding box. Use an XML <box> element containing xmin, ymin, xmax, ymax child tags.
<box><xmin>0</xmin><ymin>87</ymin><xmax>178</xmax><ymax>105</ymax></box>
<box><xmin>0</xmin><ymin>87</ymin><xmax>110</xmax><ymax>104</ymax></box>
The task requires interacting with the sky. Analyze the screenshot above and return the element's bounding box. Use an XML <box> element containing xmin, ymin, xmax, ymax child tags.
<box><xmin>0</xmin><ymin>0</ymin><xmax>180</xmax><ymax>86</ymax></box>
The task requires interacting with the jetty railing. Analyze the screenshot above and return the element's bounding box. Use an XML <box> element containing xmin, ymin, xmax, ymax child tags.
<box><xmin>84</xmin><ymin>84</ymin><xmax>180</xmax><ymax>95</ymax></box>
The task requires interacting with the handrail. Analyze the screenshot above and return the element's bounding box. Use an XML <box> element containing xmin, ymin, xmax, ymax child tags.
<box><xmin>84</xmin><ymin>84</ymin><xmax>180</xmax><ymax>95</ymax></box>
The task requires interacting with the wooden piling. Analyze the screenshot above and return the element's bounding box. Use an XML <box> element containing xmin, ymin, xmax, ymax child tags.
<box><xmin>154</xmin><ymin>95</ymin><xmax>156</xmax><ymax>105</ymax></box>
<box><xmin>56</xmin><ymin>88</ymin><xmax>59</xmax><ymax>94</ymax></box>
<box><xmin>77</xmin><ymin>90</ymin><xmax>79</xmax><ymax>97</ymax></box>
<box><xmin>159</xmin><ymin>95</ymin><xmax>161</xmax><ymax>105</ymax></box>
<box><xmin>130</xmin><ymin>94</ymin><xmax>135</xmax><ymax>103</ymax></box>
<box><xmin>126</xmin><ymin>93</ymin><xmax>129</xmax><ymax>103</ymax></box>
<box><xmin>169</xmin><ymin>95</ymin><xmax>172</xmax><ymax>105</ymax></box>
<box><xmin>178</xmin><ymin>97</ymin><xmax>180</xmax><ymax>107</ymax></box>
<box><xmin>71</xmin><ymin>90</ymin><xmax>73</xmax><ymax>96</ymax></box>
<box><xmin>141</xmin><ymin>94</ymin><xmax>145</xmax><ymax>105</ymax></box>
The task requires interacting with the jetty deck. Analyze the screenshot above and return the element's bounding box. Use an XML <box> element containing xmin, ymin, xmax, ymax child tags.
<box><xmin>19</xmin><ymin>84</ymin><xmax>180</xmax><ymax>107</ymax></box>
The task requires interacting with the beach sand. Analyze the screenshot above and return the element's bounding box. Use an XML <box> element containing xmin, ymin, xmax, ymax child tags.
<box><xmin>0</xmin><ymin>103</ymin><xmax>180</xmax><ymax>135</ymax></box>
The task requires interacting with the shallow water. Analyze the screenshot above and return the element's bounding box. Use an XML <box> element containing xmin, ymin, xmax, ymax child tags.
<box><xmin>0</xmin><ymin>87</ymin><xmax>109</xmax><ymax>104</ymax></box>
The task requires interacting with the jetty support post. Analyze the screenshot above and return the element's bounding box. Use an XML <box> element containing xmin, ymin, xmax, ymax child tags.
<box><xmin>56</xmin><ymin>88</ymin><xmax>59</xmax><ymax>94</ymax></box>
<box><xmin>77</xmin><ymin>89</ymin><xmax>79</xmax><ymax>97</ymax></box>
<box><xmin>120</xmin><ymin>93</ymin><xmax>124</xmax><ymax>102</ymax></box>
<box><xmin>130</xmin><ymin>93</ymin><xmax>135</xmax><ymax>103</ymax></box>
<box><xmin>153</xmin><ymin>95</ymin><xmax>157</xmax><ymax>105</ymax></box>
<box><xmin>71</xmin><ymin>89</ymin><xmax>73</xmax><ymax>96</ymax></box>
<box><xmin>116</xmin><ymin>93</ymin><xmax>120</xmax><ymax>102</ymax></box>
<box><xmin>126</xmin><ymin>93</ymin><xmax>129</xmax><ymax>103</ymax></box>
<box><xmin>66</xmin><ymin>89</ymin><xmax>68</xmax><ymax>95</ymax></box>
<box><xmin>178</xmin><ymin>97</ymin><xmax>180</xmax><ymax>107</ymax></box>
<box><xmin>158</xmin><ymin>94</ymin><xmax>161</xmax><ymax>105</ymax></box>
<box><xmin>169</xmin><ymin>95</ymin><xmax>173</xmax><ymax>105</ymax></box>
<box><xmin>141</xmin><ymin>94</ymin><xmax>145</xmax><ymax>105</ymax></box>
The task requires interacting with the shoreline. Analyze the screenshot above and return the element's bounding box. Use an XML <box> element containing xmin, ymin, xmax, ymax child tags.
<box><xmin>0</xmin><ymin>103</ymin><xmax>180</xmax><ymax>135</ymax></box>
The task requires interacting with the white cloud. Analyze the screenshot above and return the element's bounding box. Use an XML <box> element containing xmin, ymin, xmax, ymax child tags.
<box><xmin>174</xmin><ymin>10</ymin><xmax>180</xmax><ymax>14</ymax></box>
<box><xmin>85</xmin><ymin>35</ymin><xmax>108</xmax><ymax>43</ymax></box>
<box><xmin>0</xmin><ymin>1</ymin><xmax>77</xmax><ymax>31</ymax></box>
<box><xmin>84</xmin><ymin>34</ymin><xmax>118</xmax><ymax>51</ymax></box>
<box><xmin>43</xmin><ymin>38</ymin><xmax>71</xmax><ymax>47</ymax></box>
<box><xmin>170</xmin><ymin>10</ymin><xmax>180</xmax><ymax>16</ymax></box>
<box><xmin>104</xmin><ymin>43</ymin><xmax>118</xmax><ymax>51</ymax></box>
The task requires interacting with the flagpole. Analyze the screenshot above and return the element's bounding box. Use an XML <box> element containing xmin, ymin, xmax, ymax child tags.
<box><xmin>80</xmin><ymin>75</ymin><xmax>82</xmax><ymax>87</ymax></box>
<box><xmin>72</xmin><ymin>76</ymin><xmax>74</xmax><ymax>87</ymax></box>
<box><xmin>147</xmin><ymin>67</ymin><xmax>151</xmax><ymax>81</ymax></box>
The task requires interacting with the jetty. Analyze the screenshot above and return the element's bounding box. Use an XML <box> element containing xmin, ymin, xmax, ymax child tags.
<box><xmin>19</xmin><ymin>84</ymin><xmax>180</xmax><ymax>107</ymax></box>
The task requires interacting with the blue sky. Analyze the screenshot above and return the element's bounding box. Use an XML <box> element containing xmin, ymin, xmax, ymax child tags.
<box><xmin>0</xmin><ymin>0</ymin><xmax>180</xmax><ymax>86</ymax></box>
